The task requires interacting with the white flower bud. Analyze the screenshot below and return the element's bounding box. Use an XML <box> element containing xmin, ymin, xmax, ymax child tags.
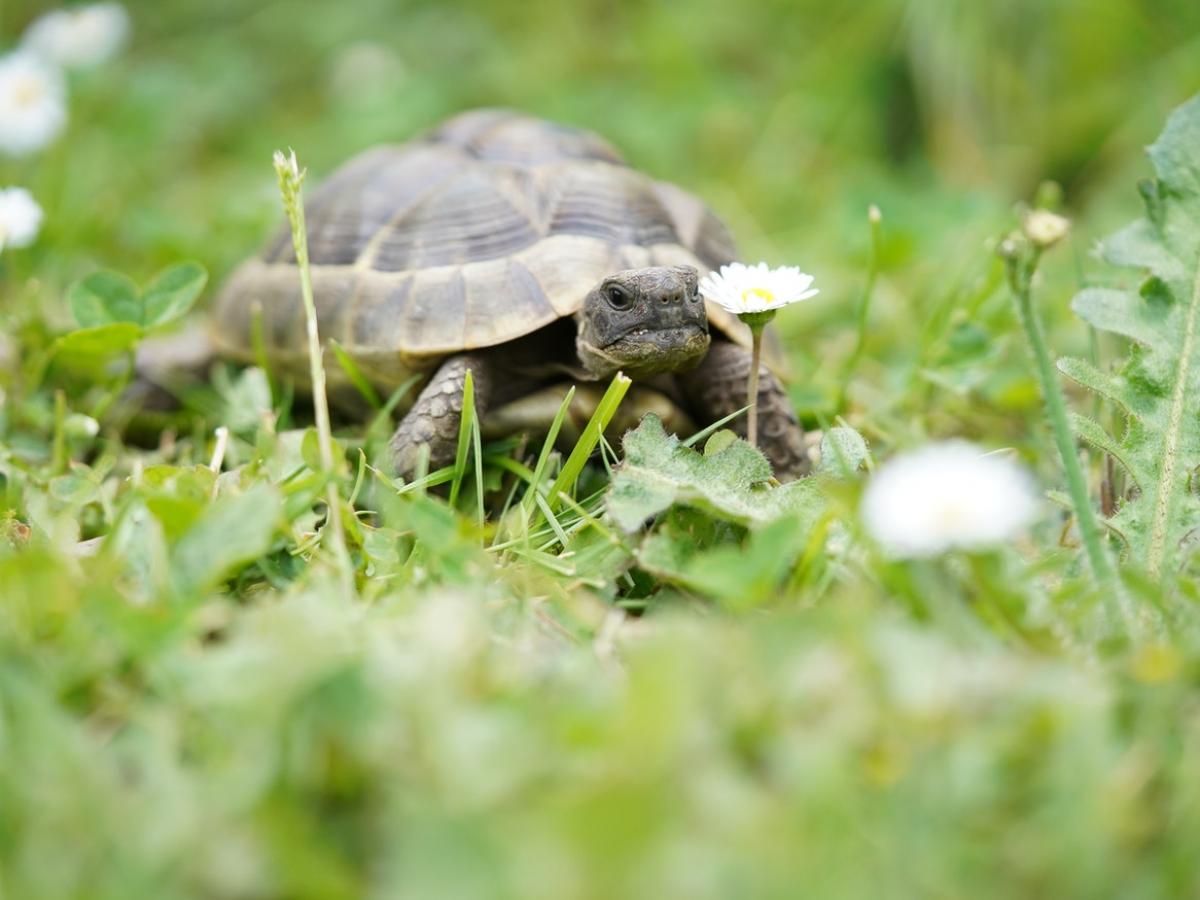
<box><xmin>1022</xmin><ymin>209</ymin><xmax>1070</xmax><ymax>249</ymax></box>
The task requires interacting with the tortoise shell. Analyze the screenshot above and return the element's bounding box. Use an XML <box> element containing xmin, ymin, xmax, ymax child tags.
<box><xmin>213</xmin><ymin>109</ymin><xmax>749</xmax><ymax>387</ymax></box>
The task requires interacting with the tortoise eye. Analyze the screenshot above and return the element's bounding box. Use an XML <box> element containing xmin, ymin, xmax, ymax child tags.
<box><xmin>606</xmin><ymin>285</ymin><xmax>632</xmax><ymax>310</ymax></box>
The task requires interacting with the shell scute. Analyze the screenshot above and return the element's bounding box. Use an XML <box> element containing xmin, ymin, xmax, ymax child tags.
<box><xmin>369</xmin><ymin>168</ymin><xmax>542</xmax><ymax>272</ymax></box>
<box><xmin>546</xmin><ymin>164</ymin><xmax>678</xmax><ymax>247</ymax></box>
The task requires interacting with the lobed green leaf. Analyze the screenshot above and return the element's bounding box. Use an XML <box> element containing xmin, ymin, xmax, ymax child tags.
<box><xmin>606</xmin><ymin>415</ymin><xmax>824</xmax><ymax>531</ymax></box>
<box><xmin>1064</xmin><ymin>91</ymin><xmax>1200</xmax><ymax>578</ymax></box>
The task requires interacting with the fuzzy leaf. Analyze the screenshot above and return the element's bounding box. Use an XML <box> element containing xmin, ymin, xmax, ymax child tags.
<box><xmin>1071</xmin><ymin>288</ymin><xmax>1166</xmax><ymax>347</ymax></box>
<box><xmin>606</xmin><ymin>414</ymin><xmax>823</xmax><ymax>531</ymax></box>
<box><xmin>1057</xmin><ymin>356</ymin><xmax>1147</xmax><ymax>417</ymax></box>
<box><xmin>1065</xmin><ymin>92</ymin><xmax>1200</xmax><ymax>577</ymax></box>
<box><xmin>817</xmin><ymin>426</ymin><xmax>871</xmax><ymax>478</ymax></box>
<box><xmin>1069</xmin><ymin>412</ymin><xmax>1147</xmax><ymax>490</ymax></box>
<box><xmin>637</xmin><ymin>511</ymin><xmax>813</xmax><ymax>609</ymax></box>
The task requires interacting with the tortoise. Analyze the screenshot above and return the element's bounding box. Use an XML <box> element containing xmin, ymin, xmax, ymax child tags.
<box><xmin>210</xmin><ymin>109</ymin><xmax>808</xmax><ymax>478</ymax></box>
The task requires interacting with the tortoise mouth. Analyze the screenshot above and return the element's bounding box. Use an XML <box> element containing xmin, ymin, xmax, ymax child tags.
<box><xmin>616</xmin><ymin>324</ymin><xmax>700</xmax><ymax>340</ymax></box>
<box><xmin>600</xmin><ymin>325</ymin><xmax>710</xmax><ymax>378</ymax></box>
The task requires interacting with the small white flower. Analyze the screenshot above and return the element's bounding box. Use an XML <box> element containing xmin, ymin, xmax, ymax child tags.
<box><xmin>861</xmin><ymin>440</ymin><xmax>1038</xmax><ymax>559</ymax></box>
<box><xmin>1022</xmin><ymin>209</ymin><xmax>1070</xmax><ymax>249</ymax></box>
<box><xmin>0</xmin><ymin>52</ymin><xmax>67</xmax><ymax>156</ymax></box>
<box><xmin>699</xmin><ymin>261</ymin><xmax>819</xmax><ymax>315</ymax></box>
<box><xmin>22</xmin><ymin>3</ymin><xmax>131</xmax><ymax>69</ymax></box>
<box><xmin>0</xmin><ymin>187</ymin><xmax>44</xmax><ymax>250</ymax></box>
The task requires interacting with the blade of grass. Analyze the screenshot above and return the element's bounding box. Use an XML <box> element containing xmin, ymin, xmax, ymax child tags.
<box><xmin>448</xmin><ymin>370</ymin><xmax>476</xmax><ymax>508</ymax></box>
<box><xmin>554</xmin><ymin>491</ymin><xmax>620</xmax><ymax>543</ymax></box>
<box><xmin>519</xmin><ymin>386</ymin><xmax>576</xmax><ymax>515</ymax></box>
<box><xmin>545</xmin><ymin>372</ymin><xmax>631</xmax><ymax>513</ymax></box>
<box><xmin>368</xmin><ymin>375</ymin><xmax>421</xmax><ymax>436</ymax></box>
<box><xmin>682</xmin><ymin>404</ymin><xmax>751</xmax><ymax>448</ymax></box>
<box><xmin>501</xmin><ymin>545</ymin><xmax>577</xmax><ymax>577</ymax></box>
<box><xmin>597</xmin><ymin>434</ymin><xmax>618</xmax><ymax>474</ymax></box>
<box><xmin>534</xmin><ymin>492</ymin><xmax>571</xmax><ymax>548</ymax></box>
<box><xmin>471</xmin><ymin>396</ymin><xmax>485</xmax><ymax>529</ymax></box>
<box><xmin>330</xmin><ymin>339</ymin><xmax>382</xmax><ymax>410</ymax></box>
<box><xmin>412</xmin><ymin>444</ymin><xmax>430</xmax><ymax>495</ymax></box>
<box><xmin>487</xmin><ymin>454</ymin><xmax>538</xmax><ymax>484</ymax></box>
<box><xmin>388</xmin><ymin>464</ymin><xmax>455</xmax><ymax>495</ymax></box>
<box><xmin>489</xmin><ymin>463</ymin><xmax>526</xmax><ymax>549</ymax></box>
<box><xmin>348</xmin><ymin>448</ymin><xmax>368</xmax><ymax>507</ymax></box>
<box><xmin>51</xmin><ymin>389</ymin><xmax>67</xmax><ymax>474</ymax></box>
<box><xmin>249</xmin><ymin>300</ymin><xmax>275</xmax><ymax>401</ymax></box>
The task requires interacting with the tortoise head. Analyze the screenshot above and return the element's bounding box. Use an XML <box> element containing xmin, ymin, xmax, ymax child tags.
<box><xmin>575</xmin><ymin>265</ymin><xmax>710</xmax><ymax>380</ymax></box>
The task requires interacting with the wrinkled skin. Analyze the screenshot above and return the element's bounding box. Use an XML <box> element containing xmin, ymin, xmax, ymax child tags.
<box><xmin>390</xmin><ymin>264</ymin><xmax>809</xmax><ymax>480</ymax></box>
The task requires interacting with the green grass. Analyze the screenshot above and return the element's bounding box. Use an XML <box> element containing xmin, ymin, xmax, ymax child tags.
<box><xmin>5</xmin><ymin>1</ymin><xmax>1200</xmax><ymax>897</ymax></box>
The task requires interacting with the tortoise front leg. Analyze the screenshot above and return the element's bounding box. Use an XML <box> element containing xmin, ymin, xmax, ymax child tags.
<box><xmin>391</xmin><ymin>352</ymin><xmax>496</xmax><ymax>477</ymax></box>
<box><xmin>677</xmin><ymin>341</ymin><xmax>809</xmax><ymax>480</ymax></box>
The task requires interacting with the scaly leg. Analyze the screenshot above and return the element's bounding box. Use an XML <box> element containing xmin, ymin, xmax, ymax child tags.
<box><xmin>390</xmin><ymin>353</ymin><xmax>495</xmax><ymax>476</ymax></box>
<box><xmin>677</xmin><ymin>340</ymin><xmax>809</xmax><ymax>480</ymax></box>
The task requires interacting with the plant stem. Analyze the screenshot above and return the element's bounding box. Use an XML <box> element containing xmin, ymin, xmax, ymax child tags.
<box><xmin>747</xmin><ymin>324</ymin><xmax>763</xmax><ymax>448</ymax></box>
<box><xmin>1006</xmin><ymin>251</ymin><xmax>1120</xmax><ymax>613</ymax></box>
<box><xmin>274</xmin><ymin>150</ymin><xmax>353</xmax><ymax>591</ymax></box>
<box><xmin>51</xmin><ymin>389</ymin><xmax>67</xmax><ymax>474</ymax></box>
<box><xmin>839</xmin><ymin>204</ymin><xmax>882</xmax><ymax>410</ymax></box>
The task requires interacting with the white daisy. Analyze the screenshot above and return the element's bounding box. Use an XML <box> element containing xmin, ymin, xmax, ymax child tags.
<box><xmin>861</xmin><ymin>440</ymin><xmax>1038</xmax><ymax>559</ymax></box>
<box><xmin>22</xmin><ymin>3</ymin><xmax>131</xmax><ymax>70</ymax></box>
<box><xmin>0</xmin><ymin>187</ymin><xmax>44</xmax><ymax>251</ymax></box>
<box><xmin>0</xmin><ymin>52</ymin><xmax>67</xmax><ymax>156</ymax></box>
<box><xmin>698</xmin><ymin>261</ymin><xmax>819</xmax><ymax>316</ymax></box>
<box><xmin>697</xmin><ymin>261</ymin><xmax>817</xmax><ymax>453</ymax></box>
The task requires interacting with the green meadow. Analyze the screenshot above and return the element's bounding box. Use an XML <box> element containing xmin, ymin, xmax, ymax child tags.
<box><xmin>4</xmin><ymin>1</ymin><xmax>1200</xmax><ymax>897</ymax></box>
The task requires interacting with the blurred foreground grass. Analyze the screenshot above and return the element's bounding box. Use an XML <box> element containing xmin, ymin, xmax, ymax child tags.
<box><xmin>5</xmin><ymin>0</ymin><xmax>1200</xmax><ymax>897</ymax></box>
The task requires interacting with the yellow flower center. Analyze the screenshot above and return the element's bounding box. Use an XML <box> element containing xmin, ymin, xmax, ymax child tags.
<box><xmin>12</xmin><ymin>76</ymin><xmax>46</xmax><ymax>110</ymax></box>
<box><xmin>742</xmin><ymin>287</ymin><xmax>775</xmax><ymax>306</ymax></box>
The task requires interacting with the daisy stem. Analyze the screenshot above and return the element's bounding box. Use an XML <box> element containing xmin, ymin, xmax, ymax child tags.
<box><xmin>1003</xmin><ymin>247</ymin><xmax>1124</xmax><ymax>624</ymax></box>
<box><xmin>747</xmin><ymin>323</ymin><xmax>764</xmax><ymax>448</ymax></box>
